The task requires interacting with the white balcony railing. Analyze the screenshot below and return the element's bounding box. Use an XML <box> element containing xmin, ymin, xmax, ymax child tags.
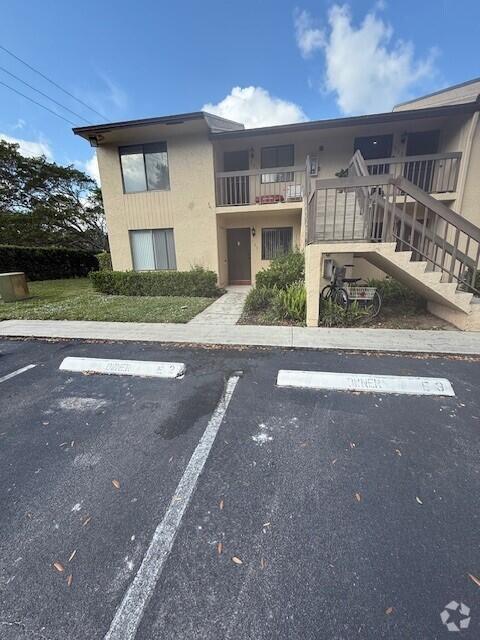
<box><xmin>216</xmin><ymin>166</ymin><xmax>306</xmax><ymax>207</ymax></box>
<box><xmin>365</xmin><ymin>152</ymin><xmax>462</xmax><ymax>194</ymax></box>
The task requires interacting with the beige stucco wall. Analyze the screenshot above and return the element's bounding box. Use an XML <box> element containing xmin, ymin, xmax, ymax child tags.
<box><xmin>216</xmin><ymin>211</ymin><xmax>302</xmax><ymax>287</ymax></box>
<box><xmin>96</xmin><ymin>128</ymin><xmax>219</xmax><ymax>273</ymax></box>
<box><xmin>457</xmin><ymin>114</ymin><xmax>480</xmax><ymax>224</ymax></box>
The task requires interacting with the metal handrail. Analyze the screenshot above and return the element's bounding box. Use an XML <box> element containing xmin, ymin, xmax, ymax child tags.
<box><xmin>364</xmin><ymin>151</ymin><xmax>462</xmax><ymax>165</ymax></box>
<box><xmin>307</xmin><ymin>151</ymin><xmax>480</xmax><ymax>293</ymax></box>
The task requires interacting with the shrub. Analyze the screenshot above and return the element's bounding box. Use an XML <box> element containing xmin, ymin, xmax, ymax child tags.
<box><xmin>244</xmin><ymin>286</ymin><xmax>276</xmax><ymax>313</ymax></box>
<box><xmin>90</xmin><ymin>267</ymin><xmax>221</xmax><ymax>298</ymax></box>
<box><xmin>274</xmin><ymin>282</ymin><xmax>306</xmax><ymax>322</ymax></box>
<box><xmin>368</xmin><ymin>277</ymin><xmax>425</xmax><ymax>309</ymax></box>
<box><xmin>0</xmin><ymin>244</ymin><xmax>98</xmax><ymax>280</ymax></box>
<box><xmin>96</xmin><ymin>251</ymin><xmax>112</xmax><ymax>271</ymax></box>
<box><xmin>319</xmin><ymin>299</ymin><xmax>370</xmax><ymax>327</ymax></box>
<box><xmin>256</xmin><ymin>250</ymin><xmax>305</xmax><ymax>290</ymax></box>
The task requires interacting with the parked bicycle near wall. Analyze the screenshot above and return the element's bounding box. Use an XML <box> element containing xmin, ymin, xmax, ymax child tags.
<box><xmin>321</xmin><ymin>264</ymin><xmax>382</xmax><ymax>318</ymax></box>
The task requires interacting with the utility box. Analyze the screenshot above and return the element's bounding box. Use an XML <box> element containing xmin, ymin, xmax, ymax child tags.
<box><xmin>0</xmin><ymin>272</ymin><xmax>30</xmax><ymax>302</ymax></box>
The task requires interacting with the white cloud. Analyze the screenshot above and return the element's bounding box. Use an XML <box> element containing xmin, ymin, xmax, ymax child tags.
<box><xmin>12</xmin><ymin>118</ymin><xmax>26</xmax><ymax>131</ymax></box>
<box><xmin>74</xmin><ymin>153</ymin><xmax>101</xmax><ymax>184</ymax></box>
<box><xmin>85</xmin><ymin>154</ymin><xmax>100</xmax><ymax>184</ymax></box>
<box><xmin>295</xmin><ymin>4</ymin><xmax>437</xmax><ymax>115</ymax></box>
<box><xmin>294</xmin><ymin>9</ymin><xmax>325</xmax><ymax>58</ymax></box>
<box><xmin>202</xmin><ymin>86</ymin><xmax>308</xmax><ymax>128</ymax></box>
<box><xmin>0</xmin><ymin>132</ymin><xmax>53</xmax><ymax>159</ymax></box>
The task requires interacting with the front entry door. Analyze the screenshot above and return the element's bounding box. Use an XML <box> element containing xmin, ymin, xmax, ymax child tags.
<box><xmin>227</xmin><ymin>228</ymin><xmax>251</xmax><ymax>284</ymax></box>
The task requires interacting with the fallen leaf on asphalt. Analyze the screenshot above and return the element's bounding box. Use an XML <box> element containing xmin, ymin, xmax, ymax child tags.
<box><xmin>385</xmin><ymin>607</ymin><xmax>394</xmax><ymax>615</ymax></box>
<box><xmin>231</xmin><ymin>556</ymin><xmax>243</xmax><ymax>565</ymax></box>
<box><xmin>219</xmin><ymin>499</ymin><xmax>224</xmax><ymax>510</ymax></box>
<box><xmin>53</xmin><ymin>561</ymin><xmax>64</xmax><ymax>573</ymax></box>
<box><xmin>395</xmin><ymin>449</ymin><xmax>402</xmax><ymax>456</ymax></box>
<box><xmin>112</xmin><ymin>479</ymin><xmax>120</xmax><ymax>490</ymax></box>
<box><xmin>67</xmin><ymin>574</ymin><xmax>73</xmax><ymax>587</ymax></box>
<box><xmin>82</xmin><ymin>516</ymin><xmax>92</xmax><ymax>527</ymax></box>
<box><xmin>68</xmin><ymin>550</ymin><xmax>76</xmax><ymax>562</ymax></box>
<box><xmin>217</xmin><ymin>542</ymin><xmax>223</xmax><ymax>555</ymax></box>
<box><xmin>468</xmin><ymin>573</ymin><xmax>480</xmax><ymax>587</ymax></box>
<box><xmin>260</xmin><ymin>558</ymin><xmax>266</xmax><ymax>569</ymax></box>
<box><xmin>415</xmin><ymin>497</ymin><xmax>423</xmax><ymax>505</ymax></box>
<box><xmin>355</xmin><ymin>493</ymin><xmax>362</xmax><ymax>502</ymax></box>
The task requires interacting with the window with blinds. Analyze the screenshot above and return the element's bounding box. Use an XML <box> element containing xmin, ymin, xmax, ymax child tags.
<box><xmin>261</xmin><ymin>145</ymin><xmax>294</xmax><ymax>184</ymax></box>
<box><xmin>130</xmin><ymin>229</ymin><xmax>177</xmax><ymax>270</ymax></box>
<box><xmin>261</xmin><ymin>227</ymin><xmax>293</xmax><ymax>260</ymax></box>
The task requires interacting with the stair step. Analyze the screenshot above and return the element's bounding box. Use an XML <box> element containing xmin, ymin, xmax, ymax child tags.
<box><xmin>389</xmin><ymin>251</ymin><xmax>413</xmax><ymax>264</ymax></box>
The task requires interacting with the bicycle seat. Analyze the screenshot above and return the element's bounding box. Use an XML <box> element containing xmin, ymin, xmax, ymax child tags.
<box><xmin>342</xmin><ymin>277</ymin><xmax>362</xmax><ymax>284</ymax></box>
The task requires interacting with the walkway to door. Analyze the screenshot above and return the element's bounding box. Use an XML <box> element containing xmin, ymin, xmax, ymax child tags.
<box><xmin>188</xmin><ymin>285</ymin><xmax>251</xmax><ymax>325</ymax></box>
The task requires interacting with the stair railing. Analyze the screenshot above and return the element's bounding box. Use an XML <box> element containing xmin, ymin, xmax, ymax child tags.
<box><xmin>307</xmin><ymin>152</ymin><xmax>480</xmax><ymax>295</ymax></box>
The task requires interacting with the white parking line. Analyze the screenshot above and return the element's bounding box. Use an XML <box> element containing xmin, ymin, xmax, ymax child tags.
<box><xmin>59</xmin><ymin>357</ymin><xmax>185</xmax><ymax>379</ymax></box>
<box><xmin>0</xmin><ymin>363</ymin><xmax>37</xmax><ymax>384</ymax></box>
<box><xmin>104</xmin><ymin>373</ymin><xmax>241</xmax><ymax>640</ymax></box>
<box><xmin>277</xmin><ymin>370</ymin><xmax>455</xmax><ymax>397</ymax></box>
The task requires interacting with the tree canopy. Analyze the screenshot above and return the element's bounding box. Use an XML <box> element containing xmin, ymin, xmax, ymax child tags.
<box><xmin>0</xmin><ymin>140</ymin><xmax>106</xmax><ymax>252</ymax></box>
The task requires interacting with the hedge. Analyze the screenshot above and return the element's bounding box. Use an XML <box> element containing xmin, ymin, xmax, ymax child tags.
<box><xmin>0</xmin><ymin>245</ymin><xmax>99</xmax><ymax>281</ymax></box>
<box><xmin>96</xmin><ymin>251</ymin><xmax>113</xmax><ymax>271</ymax></box>
<box><xmin>90</xmin><ymin>268</ymin><xmax>221</xmax><ymax>298</ymax></box>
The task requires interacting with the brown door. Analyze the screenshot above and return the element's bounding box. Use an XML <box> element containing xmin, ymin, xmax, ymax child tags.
<box><xmin>227</xmin><ymin>228</ymin><xmax>251</xmax><ymax>284</ymax></box>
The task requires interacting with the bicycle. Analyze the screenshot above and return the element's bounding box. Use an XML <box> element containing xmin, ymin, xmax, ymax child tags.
<box><xmin>320</xmin><ymin>265</ymin><xmax>382</xmax><ymax>318</ymax></box>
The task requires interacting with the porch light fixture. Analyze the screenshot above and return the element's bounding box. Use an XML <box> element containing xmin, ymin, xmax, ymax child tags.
<box><xmin>251</xmin><ymin>227</ymin><xmax>256</xmax><ymax>237</ymax></box>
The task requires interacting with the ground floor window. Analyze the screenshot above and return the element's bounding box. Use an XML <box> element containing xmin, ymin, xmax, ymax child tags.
<box><xmin>261</xmin><ymin>227</ymin><xmax>293</xmax><ymax>260</ymax></box>
<box><xmin>130</xmin><ymin>228</ymin><xmax>177</xmax><ymax>270</ymax></box>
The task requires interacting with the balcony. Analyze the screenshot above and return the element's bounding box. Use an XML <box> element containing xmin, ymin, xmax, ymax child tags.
<box><xmin>365</xmin><ymin>152</ymin><xmax>462</xmax><ymax>194</ymax></box>
<box><xmin>215</xmin><ymin>166</ymin><xmax>306</xmax><ymax>208</ymax></box>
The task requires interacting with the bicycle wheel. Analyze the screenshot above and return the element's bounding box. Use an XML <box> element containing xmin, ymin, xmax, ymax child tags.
<box><xmin>334</xmin><ymin>287</ymin><xmax>349</xmax><ymax>309</ymax></box>
<box><xmin>321</xmin><ymin>285</ymin><xmax>334</xmax><ymax>300</ymax></box>
<box><xmin>369</xmin><ymin>290</ymin><xmax>382</xmax><ymax>317</ymax></box>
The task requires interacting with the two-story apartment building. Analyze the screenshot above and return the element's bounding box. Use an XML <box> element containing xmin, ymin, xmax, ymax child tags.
<box><xmin>74</xmin><ymin>78</ymin><xmax>480</xmax><ymax>329</ymax></box>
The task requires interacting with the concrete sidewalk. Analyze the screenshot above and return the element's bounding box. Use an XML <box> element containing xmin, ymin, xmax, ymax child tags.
<box><xmin>1</xmin><ymin>319</ymin><xmax>480</xmax><ymax>354</ymax></box>
<box><xmin>188</xmin><ymin>286</ymin><xmax>250</xmax><ymax>325</ymax></box>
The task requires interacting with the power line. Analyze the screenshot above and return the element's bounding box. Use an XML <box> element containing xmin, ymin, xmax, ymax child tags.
<box><xmin>0</xmin><ymin>44</ymin><xmax>108</xmax><ymax>122</ymax></box>
<box><xmin>0</xmin><ymin>64</ymin><xmax>92</xmax><ymax>125</ymax></box>
<box><xmin>0</xmin><ymin>79</ymin><xmax>76</xmax><ymax>126</ymax></box>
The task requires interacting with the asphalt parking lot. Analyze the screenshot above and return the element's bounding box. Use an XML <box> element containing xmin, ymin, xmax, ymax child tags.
<box><xmin>0</xmin><ymin>338</ymin><xmax>479</xmax><ymax>640</ymax></box>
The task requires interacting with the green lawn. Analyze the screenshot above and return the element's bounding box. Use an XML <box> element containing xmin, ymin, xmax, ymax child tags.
<box><xmin>0</xmin><ymin>278</ymin><xmax>214</xmax><ymax>323</ymax></box>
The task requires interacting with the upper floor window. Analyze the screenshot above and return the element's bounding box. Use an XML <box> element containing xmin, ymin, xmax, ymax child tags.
<box><xmin>354</xmin><ymin>135</ymin><xmax>392</xmax><ymax>160</ymax></box>
<box><xmin>120</xmin><ymin>142</ymin><xmax>170</xmax><ymax>193</ymax></box>
<box><xmin>261</xmin><ymin>144</ymin><xmax>294</xmax><ymax>183</ymax></box>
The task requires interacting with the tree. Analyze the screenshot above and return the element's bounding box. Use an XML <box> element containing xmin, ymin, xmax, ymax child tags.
<box><xmin>0</xmin><ymin>140</ymin><xmax>107</xmax><ymax>252</ymax></box>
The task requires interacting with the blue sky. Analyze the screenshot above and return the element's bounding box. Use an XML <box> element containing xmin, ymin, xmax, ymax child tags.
<box><xmin>0</xmin><ymin>0</ymin><xmax>479</xmax><ymax>181</ymax></box>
